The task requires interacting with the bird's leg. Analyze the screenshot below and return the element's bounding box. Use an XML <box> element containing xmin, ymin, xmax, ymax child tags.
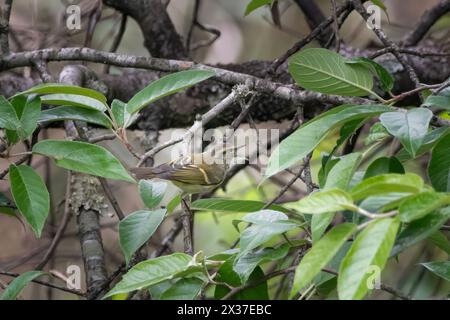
<box><xmin>181</xmin><ymin>194</ymin><xmax>194</xmax><ymax>256</ymax></box>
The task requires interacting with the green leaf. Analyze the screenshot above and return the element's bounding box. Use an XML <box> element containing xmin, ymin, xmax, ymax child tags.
<box><xmin>166</xmin><ymin>194</ymin><xmax>181</xmax><ymax>214</ymax></box>
<box><xmin>346</xmin><ymin>57</ymin><xmax>394</xmax><ymax>92</ymax></box>
<box><xmin>338</xmin><ymin>218</ymin><xmax>400</xmax><ymax>300</ymax></box>
<box><xmin>287</xmin><ymin>189</ymin><xmax>357</xmax><ymax>214</ymax></box>
<box><xmin>0</xmin><ymin>95</ymin><xmax>21</xmax><ymax>130</ymax></box>
<box><xmin>399</xmin><ymin>192</ymin><xmax>450</xmax><ymax>223</ymax></box>
<box><xmin>421</xmin><ymin>261</ymin><xmax>450</xmax><ymax>281</ymax></box>
<box><xmin>234</xmin><ymin>244</ymin><xmax>289</xmax><ymax>283</ymax></box>
<box><xmin>265</xmin><ymin>104</ymin><xmax>393</xmax><ymax>178</ymax></box>
<box><xmin>40</xmin><ymin>93</ymin><xmax>107</xmax><ymax>112</ymax></box>
<box><xmin>396</xmin><ymin>127</ymin><xmax>449</xmax><ymax>161</ymax></box>
<box><xmin>111</xmin><ymin>99</ymin><xmax>135</xmax><ymax>128</ymax></box>
<box><xmin>8</xmin><ymin>95</ymin><xmax>41</xmax><ymax>140</ymax></box>
<box><xmin>9</xmin><ymin>165</ymin><xmax>50</xmax><ymax>238</ymax></box>
<box><xmin>429</xmin><ymin>133</ymin><xmax>450</xmax><ymax>191</ymax></box>
<box><xmin>191</xmin><ymin>198</ymin><xmax>288</xmax><ymax>213</ymax></box>
<box><xmin>365</xmin><ymin>122</ymin><xmax>389</xmax><ymax>145</ymax></box>
<box><xmin>0</xmin><ymin>271</ymin><xmax>46</xmax><ymax>300</ymax></box>
<box><xmin>214</xmin><ymin>257</ymin><xmax>268</xmax><ymax>300</ymax></box>
<box><xmin>363</xmin><ymin>156</ymin><xmax>404</xmax><ymax>179</ymax></box>
<box><xmin>291</xmin><ymin>223</ymin><xmax>356</xmax><ymax>297</ymax></box>
<box><xmin>39</xmin><ymin>106</ymin><xmax>112</xmax><ymax>128</ymax></box>
<box><xmin>138</xmin><ymin>180</ymin><xmax>167</xmax><ymax>209</ymax></box>
<box><xmin>127</xmin><ymin>70</ymin><xmax>214</xmax><ymax>115</ymax></box>
<box><xmin>119</xmin><ymin>209</ymin><xmax>166</xmax><ymax>264</ymax></box>
<box><xmin>160</xmin><ymin>278</ymin><xmax>204</xmax><ymax>300</ymax></box>
<box><xmin>391</xmin><ymin>208</ymin><xmax>450</xmax><ymax>256</ymax></box>
<box><xmin>104</xmin><ymin>253</ymin><xmax>200</xmax><ymax>298</ymax></box>
<box><xmin>32</xmin><ymin>140</ymin><xmax>134</xmax><ymax>183</ymax></box>
<box><xmin>351</xmin><ymin>173</ymin><xmax>424</xmax><ymax>201</ymax></box>
<box><xmin>312</xmin><ymin>153</ymin><xmax>362</xmax><ymax>242</ymax></box>
<box><xmin>288</xmin><ymin>48</ymin><xmax>375</xmax><ymax>97</ymax></box>
<box><xmin>423</xmin><ymin>95</ymin><xmax>450</xmax><ymax>110</ymax></box>
<box><xmin>238</xmin><ymin>210</ymin><xmax>298</xmax><ymax>256</ymax></box>
<box><xmin>17</xmin><ymin>83</ymin><xmax>107</xmax><ymax>103</ymax></box>
<box><xmin>428</xmin><ymin>231</ymin><xmax>450</xmax><ymax>255</ymax></box>
<box><xmin>380</xmin><ymin>109</ymin><xmax>433</xmax><ymax>158</ymax></box>
<box><xmin>244</xmin><ymin>0</ymin><xmax>272</xmax><ymax>15</ymax></box>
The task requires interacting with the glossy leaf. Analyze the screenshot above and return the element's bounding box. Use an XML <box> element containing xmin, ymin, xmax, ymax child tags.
<box><xmin>33</xmin><ymin>140</ymin><xmax>134</xmax><ymax>183</ymax></box>
<box><xmin>365</xmin><ymin>122</ymin><xmax>389</xmax><ymax>145</ymax></box>
<box><xmin>8</xmin><ymin>95</ymin><xmax>41</xmax><ymax>140</ymax></box>
<box><xmin>429</xmin><ymin>231</ymin><xmax>450</xmax><ymax>255</ymax></box>
<box><xmin>396</xmin><ymin>127</ymin><xmax>449</xmax><ymax>161</ymax></box>
<box><xmin>40</xmin><ymin>93</ymin><xmax>107</xmax><ymax>112</ymax></box>
<box><xmin>245</xmin><ymin>0</ymin><xmax>272</xmax><ymax>15</ymax></box>
<box><xmin>0</xmin><ymin>95</ymin><xmax>21</xmax><ymax>130</ymax></box>
<box><xmin>160</xmin><ymin>278</ymin><xmax>204</xmax><ymax>300</ymax></box>
<box><xmin>39</xmin><ymin>106</ymin><xmax>112</xmax><ymax>128</ymax></box>
<box><xmin>291</xmin><ymin>223</ymin><xmax>356</xmax><ymax>297</ymax></box>
<box><xmin>399</xmin><ymin>192</ymin><xmax>450</xmax><ymax>222</ymax></box>
<box><xmin>214</xmin><ymin>257</ymin><xmax>268</xmax><ymax>300</ymax></box>
<box><xmin>138</xmin><ymin>180</ymin><xmax>167</xmax><ymax>209</ymax></box>
<box><xmin>0</xmin><ymin>271</ymin><xmax>46</xmax><ymax>300</ymax></box>
<box><xmin>421</xmin><ymin>261</ymin><xmax>450</xmax><ymax>281</ymax></box>
<box><xmin>380</xmin><ymin>108</ymin><xmax>433</xmax><ymax>158</ymax></box>
<box><xmin>346</xmin><ymin>57</ymin><xmax>394</xmax><ymax>91</ymax></box>
<box><xmin>127</xmin><ymin>70</ymin><xmax>214</xmax><ymax>115</ymax></box>
<box><xmin>9</xmin><ymin>165</ymin><xmax>49</xmax><ymax>238</ymax></box>
<box><xmin>104</xmin><ymin>253</ymin><xmax>200</xmax><ymax>298</ymax></box>
<box><xmin>265</xmin><ymin>104</ymin><xmax>393</xmax><ymax>178</ymax></box>
<box><xmin>238</xmin><ymin>210</ymin><xmax>298</xmax><ymax>256</ymax></box>
<box><xmin>234</xmin><ymin>244</ymin><xmax>289</xmax><ymax>283</ymax></box>
<box><xmin>391</xmin><ymin>208</ymin><xmax>450</xmax><ymax>256</ymax></box>
<box><xmin>423</xmin><ymin>95</ymin><xmax>450</xmax><ymax>110</ymax></box>
<box><xmin>363</xmin><ymin>156</ymin><xmax>404</xmax><ymax>179</ymax></box>
<box><xmin>191</xmin><ymin>198</ymin><xmax>288</xmax><ymax>213</ymax></box>
<box><xmin>351</xmin><ymin>173</ymin><xmax>424</xmax><ymax>201</ymax></box>
<box><xmin>429</xmin><ymin>133</ymin><xmax>450</xmax><ymax>191</ymax></box>
<box><xmin>287</xmin><ymin>189</ymin><xmax>357</xmax><ymax>214</ymax></box>
<box><xmin>338</xmin><ymin>218</ymin><xmax>399</xmax><ymax>300</ymax></box>
<box><xmin>17</xmin><ymin>83</ymin><xmax>107</xmax><ymax>102</ymax></box>
<box><xmin>119</xmin><ymin>209</ymin><xmax>166</xmax><ymax>264</ymax></box>
<box><xmin>288</xmin><ymin>48</ymin><xmax>374</xmax><ymax>97</ymax></box>
<box><xmin>111</xmin><ymin>99</ymin><xmax>136</xmax><ymax>128</ymax></box>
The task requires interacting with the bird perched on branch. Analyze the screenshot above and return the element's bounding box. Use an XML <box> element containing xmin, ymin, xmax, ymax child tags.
<box><xmin>130</xmin><ymin>147</ymin><xmax>244</xmax><ymax>195</ymax></box>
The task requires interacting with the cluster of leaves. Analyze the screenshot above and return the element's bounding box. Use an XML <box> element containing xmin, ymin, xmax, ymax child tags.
<box><xmin>1</xmin><ymin>46</ymin><xmax>450</xmax><ymax>300</ymax></box>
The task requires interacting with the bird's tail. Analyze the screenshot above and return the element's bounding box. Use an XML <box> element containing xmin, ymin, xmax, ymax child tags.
<box><xmin>129</xmin><ymin>167</ymin><xmax>156</xmax><ymax>180</ymax></box>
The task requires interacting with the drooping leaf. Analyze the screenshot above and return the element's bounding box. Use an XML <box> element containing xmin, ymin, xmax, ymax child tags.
<box><xmin>346</xmin><ymin>57</ymin><xmax>394</xmax><ymax>92</ymax></box>
<box><xmin>39</xmin><ymin>106</ymin><xmax>112</xmax><ymax>128</ymax></box>
<box><xmin>40</xmin><ymin>93</ymin><xmax>107</xmax><ymax>112</ymax></box>
<box><xmin>160</xmin><ymin>278</ymin><xmax>204</xmax><ymax>300</ymax></box>
<box><xmin>0</xmin><ymin>271</ymin><xmax>46</xmax><ymax>300</ymax></box>
<box><xmin>104</xmin><ymin>253</ymin><xmax>200</xmax><ymax>298</ymax></box>
<box><xmin>234</xmin><ymin>244</ymin><xmax>289</xmax><ymax>283</ymax></box>
<box><xmin>312</xmin><ymin>153</ymin><xmax>362</xmax><ymax>242</ymax></box>
<box><xmin>396</xmin><ymin>127</ymin><xmax>449</xmax><ymax>161</ymax></box>
<box><xmin>119</xmin><ymin>209</ymin><xmax>166</xmax><ymax>264</ymax></box>
<box><xmin>338</xmin><ymin>218</ymin><xmax>399</xmax><ymax>300</ymax></box>
<box><xmin>351</xmin><ymin>173</ymin><xmax>424</xmax><ymax>201</ymax></box>
<box><xmin>9</xmin><ymin>165</ymin><xmax>50</xmax><ymax>238</ymax></box>
<box><xmin>421</xmin><ymin>261</ymin><xmax>450</xmax><ymax>281</ymax></box>
<box><xmin>214</xmin><ymin>256</ymin><xmax>269</xmax><ymax>300</ymax></box>
<box><xmin>127</xmin><ymin>70</ymin><xmax>214</xmax><ymax>115</ymax></box>
<box><xmin>391</xmin><ymin>207</ymin><xmax>450</xmax><ymax>256</ymax></box>
<box><xmin>265</xmin><ymin>104</ymin><xmax>393</xmax><ymax>178</ymax></box>
<box><xmin>429</xmin><ymin>133</ymin><xmax>450</xmax><ymax>191</ymax></box>
<box><xmin>191</xmin><ymin>198</ymin><xmax>288</xmax><ymax>213</ymax></box>
<box><xmin>16</xmin><ymin>83</ymin><xmax>107</xmax><ymax>103</ymax></box>
<box><xmin>32</xmin><ymin>140</ymin><xmax>134</xmax><ymax>183</ymax></box>
<box><xmin>237</xmin><ymin>210</ymin><xmax>298</xmax><ymax>256</ymax></box>
<box><xmin>291</xmin><ymin>223</ymin><xmax>356</xmax><ymax>297</ymax></box>
<box><xmin>0</xmin><ymin>96</ymin><xmax>21</xmax><ymax>131</ymax></box>
<box><xmin>428</xmin><ymin>231</ymin><xmax>450</xmax><ymax>255</ymax></box>
<box><xmin>8</xmin><ymin>95</ymin><xmax>41</xmax><ymax>140</ymax></box>
<box><xmin>138</xmin><ymin>180</ymin><xmax>167</xmax><ymax>209</ymax></box>
<box><xmin>287</xmin><ymin>189</ymin><xmax>357</xmax><ymax>214</ymax></box>
<box><xmin>380</xmin><ymin>108</ymin><xmax>433</xmax><ymax>158</ymax></box>
<box><xmin>288</xmin><ymin>48</ymin><xmax>375</xmax><ymax>97</ymax></box>
<box><xmin>399</xmin><ymin>192</ymin><xmax>450</xmax><ymax>223</ymax></box>
<box><xmin>363</xmin><ymin>156</ymin><xmax>404</xmax><ymax>179</ymax></box>
<box><xmin>244</xmin><ymin>0</ymin><xmax>272</xmax><ymax>15</ymax></box>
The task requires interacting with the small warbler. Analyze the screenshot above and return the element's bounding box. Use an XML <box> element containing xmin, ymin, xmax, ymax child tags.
<box><xmin>130</xmin><ymin>148</ymin><xmax>241</xmax><ymax>194</ymax></box>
